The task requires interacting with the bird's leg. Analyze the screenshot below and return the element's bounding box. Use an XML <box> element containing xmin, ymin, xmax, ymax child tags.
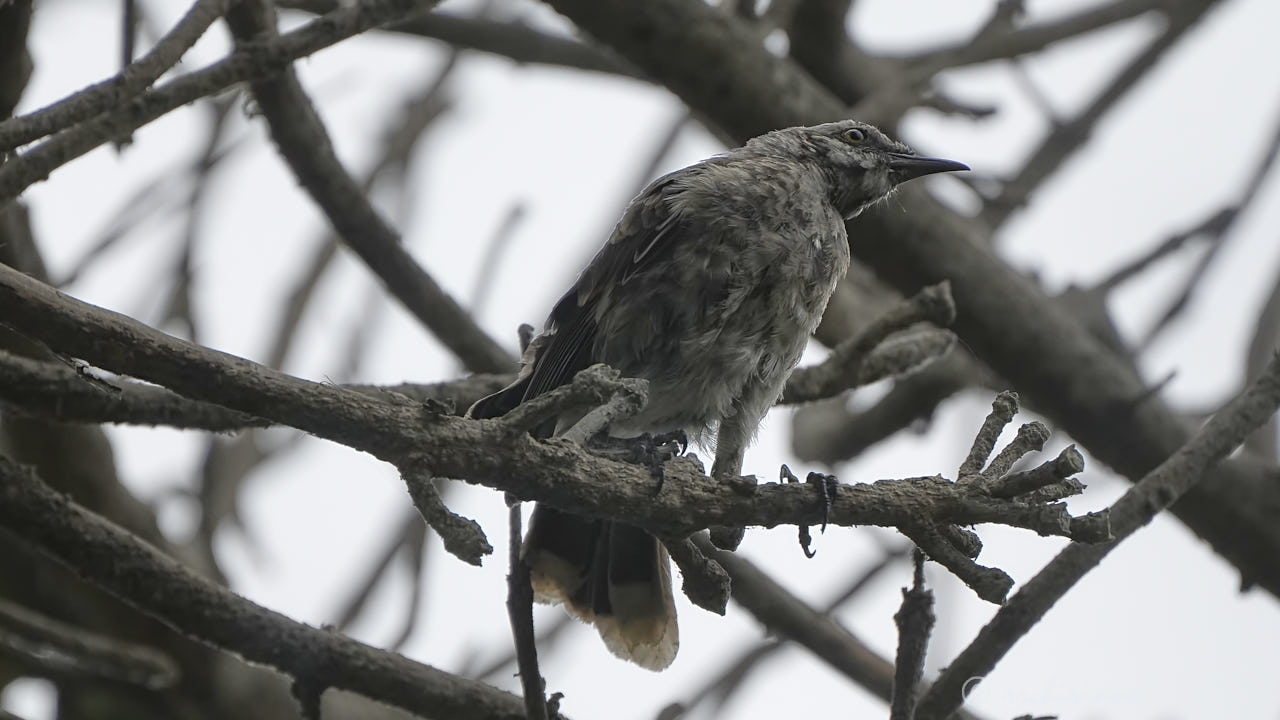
<box><xmin>709</xmin><ymin>416</ymin><xmax>756</xmax><ymax>550</ymax></box>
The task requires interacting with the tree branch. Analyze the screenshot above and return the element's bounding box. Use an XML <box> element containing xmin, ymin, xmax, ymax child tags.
<box><xmin>982</xmin><ymin>2</ymin><xmax>1218</xmax><ymax>228</ymax></box>
<box><xmin>224</xmin><ymin>0</ymin><xmax>513</xmax><ymax>374</ymax></box>
<box><xmin>889</xmin><ymin>552</ymin><xmax>934</xmax><ymax>720</ymax></box>
<box><xmin>537</xmin><ymin>0</ymin><xmax>1280</xmax><ymax>599</ymax></box>
<box><xmin>0</xmin><ymin>0</ymin><xmax>443</xmax><ymax>203</ymax></box>
<box><xmin>280</xmin><ymin>0</ymin><xmax>645</xmax><ymax>81</ymax></box>
<box><xmin>0</xmin><ymin>0</ymin><xmax>233</xmax><ymax>151</ymax></box>
<box><xmin>914</xmin><ymin>351</ymin><xmax>1280</xmax><ymax>720</ymax></box>
<box><xmin>782</xmin><ymin>282</ymin><xmax>955</xmax><ymax>404</ymax></box>
<box><xmin>900</xmin><ymin>0</ymin><xmax>1169</xmax><ymax>73</ymax></box>
<box><xmin>0</xmin><ymin>454</ymin><xmax>538</xmax><ymax>720</ymax></box>
<box><xmin>0</xmin><ymin>596</ymin><xmax>178</xmax><ymax>688</ymax></box>
<box><xmin>0</xmin><ymin>264</ymin><xmax>1102</xmax><ymax>578</ymax></box>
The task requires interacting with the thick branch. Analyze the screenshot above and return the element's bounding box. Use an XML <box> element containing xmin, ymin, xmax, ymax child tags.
<box><xmin>538</xmin><ymin>0</ymin><xmax>1280</xmax><ymax>599</ymax></box>
<box><xmin>0</xmin><ymin>348</ymin><xmax>511</xmax><ymax>429</ymax></box>
<box><xmin>0</xmin><ymin>455</ymin><xmax>536</xmax><ymax>720</ymax></box>
<box><xmin>0</xmin><ymin>264</ymin><xmax>1100</xmax><ymax>557</ymax></box>
<box><xmin>0</xmin><ymin>348</ymin><xmax>265</xmax><ymax>431</ymax></box>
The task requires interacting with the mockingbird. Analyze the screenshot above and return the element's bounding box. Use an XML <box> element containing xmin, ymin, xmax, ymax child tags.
<box><xmin>470</xmin><ymin>119</ymin><xmax>967</xmax><ymax>670</ymax></box>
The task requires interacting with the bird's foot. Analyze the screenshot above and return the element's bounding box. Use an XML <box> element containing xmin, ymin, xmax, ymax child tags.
<box><xmin>780</xmin><ymin>464</ymin><xmax>839</xmax><ymax>558</ymax></box>
<box><xmin>587</xmin><ymin>431</ymin><xmax>687</xmax><ymax>495</ymax></box>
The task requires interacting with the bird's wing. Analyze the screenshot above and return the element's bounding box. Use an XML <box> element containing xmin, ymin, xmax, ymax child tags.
<box><xmin>469</xmin><ymin>162</ymin><xmax>714</xmax><ymax>421</ymax></box>
<box><xmin>523</xmin><ymin>171</ymin><xmax>690</xmax><ymax>402</ymax></box>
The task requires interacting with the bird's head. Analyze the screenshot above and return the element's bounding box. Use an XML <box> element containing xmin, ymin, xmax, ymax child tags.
<box><xmin>747</xmin><ymin>120</ymin><xmax>969</xmax><ymax>218</ymax></box>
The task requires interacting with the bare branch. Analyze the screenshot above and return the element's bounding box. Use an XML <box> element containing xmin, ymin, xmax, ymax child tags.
<box><xmin>0</xmin><ymin>0</ymin><xmax>445</xmax><ymax>204</ymax></box>
<box><xmin>900</xmin><ymin>523</ymin><xmax>1011</xmax><ymax>604</ymax></box>
<box><xmin>0</xmin><ymin>348</ymin><xmax>266</xmax><ymax>431</ymax></box>
<box><xmin>889</xmin><ymin>552</ymin><xmax>934</xmax><ymax>720</ymax></box>
<box><xmin>330</xmin><ymin>512</ymin><xmax>424</xmax><ymax>631</ymax></box>
<box><xmin>988</xmin><ymin>445</ymin><xmax>1085</xmax><ymax>499</ymax></box>
<box><xmin>0</xmin><ymin>596</ymin><xmax>178</xmax><ymax>688</ymax></box>
<box><xmin>900</xmin><ymin>0</ymin><xmax>1169</xmax><ymax>73</ymax></box>
<box><xmin>0</xmin><ymin>0</ymin><xmax>233</xmax><ymax>151</ymax></box>
<box><xmin>980</xmin><ymin>421</ymin><xmax>1050</xmax><ymax>483</ymax></box>
<box><xmin>0</xmin><ymin>455</ymin><xmax>540</xmax><ymax>720</ymax></box>
<box><xmin>0</xmin><ymin>264</ymin><xmax>1102</xmax><ymax>560</ymax></box>
<box><xmin>403</xmin><ymin>468</ymin><xmax>492</xmax><ymax>565</ymax></box>
<box><xmin>0</xmin><ymin>348</ymin><xmax>514</xmax><ymax>430</ymax></box>
<box><xmin>958</xmin><ymin>390</ymin><xmax>1019</xmax><ymax>480</ymax></box>
<box><xmin>280</xmin><ymin>0</ymin><xmax>646</xmax><ymax>80</ymax></box>
<box><xmin>505</xmin><ymin>502</ymin><xmax>549</xmax><ymax>720</ymax></box>
<box><xmin>223</xmin><ymin>0</ymin><xmax>513</xmax><ymax>374</ymax></box>
<box><xmin>663</xmin><ymin>535</ymin><xmax>731</xmax><ymax>615</ymax></box>
<box><xmin>783</xmin><ymin>281</ymin><xmax>956</xmax><ymax>405</ymax></box>
<box><xmin>982</xmin><ymin>4</ymin><xmax>1216</xmax><ymax>229</ymax></box>
<box><xmin>914</xmin><ymin>352</ymin><xmax>1280</xmax><ymax>720</ymax></box>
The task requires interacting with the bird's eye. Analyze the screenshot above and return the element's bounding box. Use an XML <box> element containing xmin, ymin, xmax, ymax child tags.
<box><xmin>843</xmin><ymin>128</ymin><xmax>866</xmax><ymax>144</ymax></box>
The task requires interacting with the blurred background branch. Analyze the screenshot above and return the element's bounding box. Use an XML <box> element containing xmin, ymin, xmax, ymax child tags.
<box><xmin>2</xmin><ymin>0</ymin><xmax>1278</xmax><ymax>719</ymax></box>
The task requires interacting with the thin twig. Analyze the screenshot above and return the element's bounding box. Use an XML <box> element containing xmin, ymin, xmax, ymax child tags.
<box><xmin>889</xmin><ymin>551</ymin><xmax>934</xmax><ymax>720</ymax></box>
<box><xmin>506</xmin><ymin>503</ymin><xmax>549</xmax><ymax>720</ymax></box>
<box><xmin>915</xmin><ymin>352</ymin><xmax>1280</xmax><ymax>720</ymax></box>
<box><xmin>330</xmin><ymin>512</ymin><xmax>423</xmax><ymax>631</ymax></box>
<box><xmin>279</xmin><ymin>0</ymin><xmax>646</xmax><ymax>80</ymax></box>
<box><xmin>958</xmin><ymin>391</ymin><xmax>1019</xmax><ymax>480</ymax></box>
<box><xmin>900</xmin><ymin>0</ymin><xmax>1169</xmax><ymax>73</ymax></box>
<box><xmin>0</xmin><ymin>0</ymin><xmax>446</xmax><ymax>203</ymax></box>
<box><xmin>981</xmin><ymin>3</ymin><xmax>1216</xmax><ymax>229</ymax></box>
<box><xmin>403</xmin><ymin>468</ymin><xmax>492</xmax><ymax>565</ymax></box>
<box><xmin>470</xmin><ymin>203</ymin><xmax>528</xmax><ymax>320</ymax></box>
<box><xmin>0</xmin><ymin>596</ymin><xmax>178</xmax><ymax>688</ymax></box>
<box><xmin>783</xmin><ymin>282</ymin><xmax>956</xmax><ymax>404</ymax></box>
<box><xmin>670</xmin><ymin>543</ymin><xmax>915</xmax><ymax>718</ymax></box>
<box><xmin>0</xmin><ymin>0</ymin><xmax>234</xmax><ymax>151</ymax></box>
<box><xmin>224</xmin><ymin>0</ymin><xmax>513</xmax><ymax>373</ymax></box>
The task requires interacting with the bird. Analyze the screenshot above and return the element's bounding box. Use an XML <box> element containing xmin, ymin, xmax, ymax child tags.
<box><xmin>468</xmin><ymin>119</ymin><xmax>967</xmax><ymax>670</ymax></box>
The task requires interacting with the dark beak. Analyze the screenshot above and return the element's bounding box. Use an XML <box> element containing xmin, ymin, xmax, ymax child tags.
<box><xmin>887</xmin><ymin>153</ymin><xmax>969</xmax><ymax>183</ymax></box>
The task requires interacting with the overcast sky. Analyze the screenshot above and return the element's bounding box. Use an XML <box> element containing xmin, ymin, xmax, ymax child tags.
<box><xmin>6</xmin><ymin>0</ymin><xmax>1280</xmax><ymax>718</ymax></box>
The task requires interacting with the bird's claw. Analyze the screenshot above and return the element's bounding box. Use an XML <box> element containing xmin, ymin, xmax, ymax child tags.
<box><xmin>651</xmin><ymin>429</ymin><xmax>688</xmax><ymax>456</ymax></box>
<box><xmin>808</xmin><ymin>471</ymin><xmax>839</xmax><ymax>533</ymax></box>
<box><xmin>780</xmin><ymin>465</ymin><xmax>839</xmax><ymax>558</ymax></box>
<box><xmin>587</xmin><ymin>432</ymin><xmax>687</xmax><ymax>495</ymax></box>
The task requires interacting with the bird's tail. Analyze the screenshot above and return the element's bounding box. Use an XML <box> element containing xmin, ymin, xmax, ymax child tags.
<box><xmin>523</xmin><ymin>505</ymin><xmax>678</xmax><ymax>671</ymax></box>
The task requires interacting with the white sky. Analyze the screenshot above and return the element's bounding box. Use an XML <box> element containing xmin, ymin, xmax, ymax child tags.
<box><xmin>6</xmin><ymin>0</ymin><xmax>1280</xmax><ymax>718</ymax></box>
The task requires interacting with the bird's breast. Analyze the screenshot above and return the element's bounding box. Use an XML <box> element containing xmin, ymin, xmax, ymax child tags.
<box><xmin>596</xmin><ymin>210</ymin><xmax>849</xmax><ymax>435</ymax></box>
